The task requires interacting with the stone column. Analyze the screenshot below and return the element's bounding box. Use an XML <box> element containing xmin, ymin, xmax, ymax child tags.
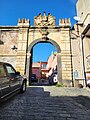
<box><xmin>57</xmin><ymin>53</ymin><xmax>62</xmax><ymax>83</ymax></box>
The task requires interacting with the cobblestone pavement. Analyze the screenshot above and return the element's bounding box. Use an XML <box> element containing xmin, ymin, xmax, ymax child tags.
<box><xmin>0</xmin><ymin>85</ymin><xmax>90</xmax><ymax>120</ymax></box>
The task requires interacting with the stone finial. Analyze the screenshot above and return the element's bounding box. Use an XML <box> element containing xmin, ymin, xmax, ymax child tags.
<box><xmin>22</xmin><ymin>18</ymin><xmax>25</xmax><ymax>23</ymax></box>
<box><xmin>48</xmin><ymin>13</ymin><xmax>51</xmax><ymax>16</ymax></box>
<box><xmin>60</xmin><ymin>19</ymin><xmax>65</xmax><ymax>24</ymax></box>
<box><xmin>27</xmin><ymin>19</ymin><xmax>30</xmax><ymax>23</ymax></box>
<box><xmin>43</xmin><ymin>12</ymin><xmax>47</xmax><ymax>21</ymax></box>
<box><xmin>18</xmin><ymin>18</ymin><xmax>30</xmax><ymax>27</ymax></box>
<box><xmin>18</xmin><ymin>18</ymin><xmax>21</xmax><ymax>23</ymax></box>
<box><xmin>38</xmin><ymin>13</ymin><xmax>42</xmax><ymax>17</ymax></box>
<box><xmin>44</xmin><ymin>11</ymin><xmax>46</xmax><ymax>16</ymax></box>
<box><xmin>65</xmin><ymin>18</ymin><xmax>70</xmax><ymax>24</ymax></box>
<box><xmin>59</xmin><ymin>18</ymin><xmax>71</xmax><ymax>27</ymax></box>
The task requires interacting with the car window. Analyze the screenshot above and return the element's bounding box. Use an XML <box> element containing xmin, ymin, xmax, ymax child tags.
<box><xmin>5</xmin><ymin>65</ymin><xmax>16</xmax><ymax>77</ymax></box>
<box><xmin>0</xmin><ymin>64</ymin><xmax>6</xmax><ymax>77</ymax></box>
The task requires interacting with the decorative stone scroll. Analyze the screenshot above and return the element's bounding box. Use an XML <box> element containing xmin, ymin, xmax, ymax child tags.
<box><xmin>34</xmin><ymin>12</ymin><xmax>56</xmax><ymax>26</ymax></box>
<box><xmin>39</xmin><ymin>29</ymin><xmax>49</xmax><ymax>40</ymax></box>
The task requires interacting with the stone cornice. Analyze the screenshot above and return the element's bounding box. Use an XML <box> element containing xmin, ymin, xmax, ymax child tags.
<box><xmin>0</xmin><ymin>25</ymin><xmax>71</xmax><ymax>31</ymax></box>
<box><xmin>0</xmin><ymin>26</ymin><xmax>19</xmax><ymax>31</ymax></box>
<box><xmin>30</xmin><ymin>26</ymin><xmax>71</xmax><ymax>29</ymax></box>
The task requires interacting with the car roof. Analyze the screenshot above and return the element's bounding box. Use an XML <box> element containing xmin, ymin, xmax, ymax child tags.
<box><xmin>0</xmin><ymin>62</ymin><xmax>11</xmax><ymax>65</ymax></box>
<box><xmin>0</xmin><ymin>62</ymin><xmax>5</xmax><ymax>65</ymax></box>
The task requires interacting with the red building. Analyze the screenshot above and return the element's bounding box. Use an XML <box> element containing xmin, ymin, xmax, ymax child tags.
<box><xmin>32</xmin><ymin>62</ymin><xmax>41</xmax><ymax>79</ymax></box>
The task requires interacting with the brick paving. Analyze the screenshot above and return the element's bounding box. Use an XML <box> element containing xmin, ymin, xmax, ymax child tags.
<box><xmin>0</xmin><ymin>85</ymin><xmax>90</xmax><ymax>120</ymax></box>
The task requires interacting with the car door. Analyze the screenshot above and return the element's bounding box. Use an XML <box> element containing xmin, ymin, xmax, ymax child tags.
<box><xmin>5</xmin><ymin>64</ymin><xmax>21</xmax><ymax>92</ymax></box>
<box><xmin>0</xmin><ymin>63</ymin><xmax>10</xmax><ymax>98</ymax></box>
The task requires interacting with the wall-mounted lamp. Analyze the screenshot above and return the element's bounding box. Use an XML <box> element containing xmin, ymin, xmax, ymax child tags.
<box><xmin>11</xmin><ymin>45</ymin><xmax>18</xmax><ymax>51</ymax></box>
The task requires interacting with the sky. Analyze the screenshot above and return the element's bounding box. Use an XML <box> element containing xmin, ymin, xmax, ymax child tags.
<box><xmin>0</xmin><ymin>0</ymin><xmax>77</xmax><ymax>62</ymax></box>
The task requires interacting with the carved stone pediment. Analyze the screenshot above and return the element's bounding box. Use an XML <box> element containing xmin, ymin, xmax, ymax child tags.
<box><xmin>34</xmin><ymin>12</ymin><xmax>56</xmax><ymax>26</ymax></box>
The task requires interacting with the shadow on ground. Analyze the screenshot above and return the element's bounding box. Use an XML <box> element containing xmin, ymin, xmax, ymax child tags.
<box><xmin>0</xmin><ymin>87</ymin><xmax>90</xmax><ymax>120</ymax></box>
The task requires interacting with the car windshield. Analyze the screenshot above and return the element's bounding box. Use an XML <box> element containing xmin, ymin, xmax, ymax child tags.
<box><xmin>6</xmin><ymin>64</ymin><xmax>16</xmax><ymax>76</ymax></box>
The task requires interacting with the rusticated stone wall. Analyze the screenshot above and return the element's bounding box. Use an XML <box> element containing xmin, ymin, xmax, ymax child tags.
<box><xmin>0</xmin><ymin>29</ymin><xmax>18</xmax><ymax>68</ymax></box>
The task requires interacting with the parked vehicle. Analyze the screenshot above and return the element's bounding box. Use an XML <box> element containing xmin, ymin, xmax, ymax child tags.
<box><xmin>53</xmin><ymin>74</ymin><xmax>58</xmax><ymax>84</ymax></box>
<box><xmin>0</xmin><ymin>62</ymin><xmax>27</xmax><ymax>101</ymax></box>
<box><xmin>31</xmin><ymin>74</ymin><xmax>38</xmax><ymax>82</ymax></box>
<box><xmin>48</xmin><ymin>72</ymin><xmax>57</xmax><ymax>85</ymax></box>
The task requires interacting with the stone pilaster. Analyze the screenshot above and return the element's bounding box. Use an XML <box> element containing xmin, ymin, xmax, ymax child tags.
<box><xmin>16</xmin><ymin>19</ymin><xmax>30</xmax><ymax>75</ymax></box>
<box><xmin>60</xmin><ymin>27</ymin><xmax>72</xmax><ymax>85</ymax></box>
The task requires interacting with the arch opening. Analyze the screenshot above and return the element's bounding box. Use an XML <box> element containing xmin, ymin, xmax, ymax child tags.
<box><xmin>26</xmin><ymin>38</ymin><xmax>62</xmax><ymax>86</ymax></box>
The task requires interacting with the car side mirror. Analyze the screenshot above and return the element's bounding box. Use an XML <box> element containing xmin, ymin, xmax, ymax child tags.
<box><xmin>15</xmin><ymin>71</ymin><xmax>20</xmax><ymax>75</ymax></box>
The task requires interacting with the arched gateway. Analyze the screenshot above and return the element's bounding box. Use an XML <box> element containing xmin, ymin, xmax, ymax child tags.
<box><xmin>0</xmin><ymin>12</ymin><xmax>73</xmax><ymax>86</ymax></box>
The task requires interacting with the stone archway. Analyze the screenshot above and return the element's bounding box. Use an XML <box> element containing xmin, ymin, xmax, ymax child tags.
<box><xmin>0</xmin><ymin>12</ymin><xmax>73</xmax><ymax>86</ymax></box>
<box><xmin>26</xmin><ymin>38</ymin><xmax>62</xmax><ymax>85</ymax></box>
<box><xmin>15</xmin><ymin>12</ymin><xmax>72</xmax><ymax>86</ymax></box>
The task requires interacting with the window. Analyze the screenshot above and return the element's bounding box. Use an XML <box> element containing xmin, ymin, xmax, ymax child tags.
<box><xmin>0</xmin><ymin>64</ymin><xmax>6</xmax><ymax>77</ymax></box>
<box><xmin>42</xmin><ymin>64</ymin><xmax>47</xmax><ymax>69</ymax></box>
<box><xmin>6</xmin><ymin>65</ymin><xmax>16</xmax><ymax>76</ymax></box>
